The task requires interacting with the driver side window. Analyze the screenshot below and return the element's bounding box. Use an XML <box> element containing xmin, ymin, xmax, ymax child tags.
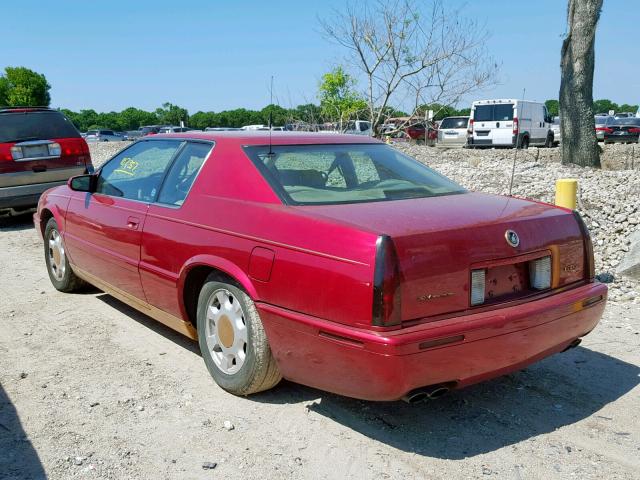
<box><xmin>96</xmin><ymin>140</ymin><xmax>181</xmax><ymax>201</ymax></box>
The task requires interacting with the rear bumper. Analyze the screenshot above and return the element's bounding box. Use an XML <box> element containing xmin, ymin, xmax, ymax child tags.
<box><xmin>604</xmin><ymin>134</ymin><xmax>639</xmax><ymax>143</ymax></box>
<box><xmin>0</xmin><ymin>181</ymin><xmax>67</xmax><ymax>210</ymax></box>
<box><xmin>468</xmin><ymin>135</ymin><xmax>517</xmax><ymax>148</ymax></box>
<box><xmin>258</xmin><ymin>282</ymin><xmax>607</xmax><ymax>401</ymax></box>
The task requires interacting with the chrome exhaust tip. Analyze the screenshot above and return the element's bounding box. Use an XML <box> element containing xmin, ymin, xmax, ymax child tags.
<box><xmin>401</xmin><ymin>383</ymin><xmax>454</xmax><ymax>404</ymax></box>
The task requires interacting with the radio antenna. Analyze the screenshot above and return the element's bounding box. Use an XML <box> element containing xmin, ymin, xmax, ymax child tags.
<box><xmin>508</xmin><ymin>87</ymin><xmax>526</xmax><ymax>196</ymax></box>
<box><xmin>268</xmin><ymin>75</ymin><xmax>274</xmax><ymax>156</ymax></box>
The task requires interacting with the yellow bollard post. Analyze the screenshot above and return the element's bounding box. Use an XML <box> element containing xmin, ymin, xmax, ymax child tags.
<box><xmin>555</xmin><ymin>179</ymin><xmax>578</xmax><ymax>210</ymax></box>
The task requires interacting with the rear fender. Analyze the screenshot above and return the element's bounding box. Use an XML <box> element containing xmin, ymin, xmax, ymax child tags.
<box><xmin>177</xmin><ymin>254</ymin><xmax>259</xmax><ymax>318</ymax></box>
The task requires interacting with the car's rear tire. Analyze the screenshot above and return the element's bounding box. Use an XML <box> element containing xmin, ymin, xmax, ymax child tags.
<box><xmin>44</xmin><ymin>218</ymin><xmax>86</xmax><ymax>292</ymax></box>
<box><xmin>520</xmin><ymin>136</ymin><xmax>529</xmax><ymax>149</ymax></box>
<box><xmin>196</xmin><ymin>276</ymin><xmax>281</xmax><ymax>395</ymax></box>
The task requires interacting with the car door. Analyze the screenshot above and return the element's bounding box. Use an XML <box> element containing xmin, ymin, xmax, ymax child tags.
<box><xmin>64</xmin><ymin>139</ymin><xmax>183</xmax><ymax>301</ymax></box>
<box><xmin>139</xmin><ymin>141</ymin><xmax>214</xmax><ymax>317</ymax></box>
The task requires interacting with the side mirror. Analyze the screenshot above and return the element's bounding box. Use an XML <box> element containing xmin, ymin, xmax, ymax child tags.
<box><xmin>68</xmin><ymin>174</ymin><xmax>96</xmax><ymax>193</ymax></box>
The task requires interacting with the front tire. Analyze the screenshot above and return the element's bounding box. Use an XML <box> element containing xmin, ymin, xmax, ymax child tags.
<box><xmin>197</xmin><ymin>276</ymin><xmax>281</xmax><ymax>395</ymax></box>
<box><xmin>520</xmin><ymin>136</ymin><xmax>529</xmax><ymax>149</ymax></box>
<box><xmin>44</xmin><ymin>218</ymin><xmax>85</xmax><ymax>292</ymax></box>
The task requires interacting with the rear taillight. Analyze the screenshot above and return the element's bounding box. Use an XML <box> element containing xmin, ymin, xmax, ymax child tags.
<box><xmin>628</xmin><ymin>128</ymin><xmax>640</xmax><ymax>133</ymax></box>
<box><xmin>372</xmin><ymin>235</ymin><xmax>401</xmax><ymax>327</ymax></box>
<box><xmin>513</xmin><ymin>117</ymin><xmax>519</xmax><ymax>136</ymax></box>
<box><xmin>595</xmin><ymin>127</ymin><xmax>613</xmax><ymax>133</ymax></box>
<box><xmin>529</xmin><ymin>256</ymin><xmax>551</xmax><ymax>290</ymax></box>
<box><xmin>470</xmin><ymin>269</ymin><xmax>486</xmax><ymax>306</ymax></box>
<box><xmin>573</xmin><ymin>211</ymin><xmax>595</xmax><ymax>281</ymax></box>
<box><xmin>467</xmin><ymin>119</ymin><xmax>474</xmax><ymax>135</ymax></box>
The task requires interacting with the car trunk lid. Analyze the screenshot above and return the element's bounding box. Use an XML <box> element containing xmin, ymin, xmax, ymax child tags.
<box><xmin>302</xmin><ymin>192</ymin><xmax>585</xmax><ymax>322</ymax></box>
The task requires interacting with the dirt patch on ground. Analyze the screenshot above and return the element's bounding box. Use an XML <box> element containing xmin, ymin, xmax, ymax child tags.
<box><xmin>1</xmin><ymin>145</ymin><xmax>639</xmax><ymax>479</ymax></box>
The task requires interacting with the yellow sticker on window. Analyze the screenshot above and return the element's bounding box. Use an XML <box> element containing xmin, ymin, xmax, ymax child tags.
<box><xmin>113</xmin><ymin>157</ymin><xmax>139</xmax><ymax>176</ymax></box>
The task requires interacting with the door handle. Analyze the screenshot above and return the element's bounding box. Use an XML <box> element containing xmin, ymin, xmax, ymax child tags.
<box><xmin>127</xmin><ymin>216</ymin><xmax>140</xmax><ymax>230</ymax></box>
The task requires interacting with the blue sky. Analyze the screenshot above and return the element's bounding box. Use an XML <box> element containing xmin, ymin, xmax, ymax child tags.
<box><xmin>1</xmin><ymin>1</ymin><xmax>637</xmax><ymax>113</ymax></box>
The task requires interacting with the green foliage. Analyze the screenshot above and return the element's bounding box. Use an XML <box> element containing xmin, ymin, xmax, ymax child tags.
<box><xmin>0</xmin><ymin>67</ymin><xmax>51</xmax><ymax>107</ymax></box>
<box><xmin>545</xmin><ymin>99</ymin><xmax>559</xmax><ymax>117</ymax></box>
<box><xmin>417</xmin><ymin>103</ymin><xmax>469</xmax><ymax>120</ymax></box>
<box><xmin>318</xmin><ymin>67</ymin><xmax>367</xmax><ymax>124</ymax></box>
<box><xmin>155</xmin><ymin>102</ymin><xmax>189</xmax><ymax>126</ymax></box>
<box><xmin>550</xmin><ymin>99</ymin><xmax>639</xmax><ymax>117</ymax></box>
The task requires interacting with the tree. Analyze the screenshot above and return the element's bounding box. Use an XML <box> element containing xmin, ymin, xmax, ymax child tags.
<box><xmin>318</xmin><ymin>67</ymin><xmax>367</xmax><ymax>129</ymax></box>
<box><xmin>319</xmin><ymin>0</ymin><xmax>496</xmax><ymax>136</ymax></box>
<box><xmin>0</xmin><ymin>67</ymin><xmax>51</xmax><ymax>106</ymax></box>
<box><xmin>155</xmin><ymin>102</ymin><xmax>189</xmax><ymax>126</ymax></box>
<box><xmin>559</xmin><ymin>0</ymin><xmax>603</xmax><ymax>167</ymax></box>
<box><xmin>545</xmin><ymin>99</ymin><xmax>559</xmax><ymax>117</ymax></box>
<box><xmin>592</xmin><ymin>98</ymin><xmax>617</xmax><ymax>115</ymax></box>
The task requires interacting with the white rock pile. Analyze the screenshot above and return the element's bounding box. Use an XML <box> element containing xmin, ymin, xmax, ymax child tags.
<box><xmin>396</xmin><ymin>143</ymin><xmax>639</xmax><ymax>303</ymax></box>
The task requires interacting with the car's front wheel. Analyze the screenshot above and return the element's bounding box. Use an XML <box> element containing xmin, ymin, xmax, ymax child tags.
<box><xmin>197</xmin><ymin>276</ymin><xmax>281</xmax><ymax>395</ymax></box>
<box><xmin>44</xmin><ymin>218</ymin><xmax>85</xmax><ymax>292</ymax></box>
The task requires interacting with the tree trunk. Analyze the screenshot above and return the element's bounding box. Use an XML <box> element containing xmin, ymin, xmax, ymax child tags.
<box><xmin>559</xmin><ymin>0</ymin><xmax>603</xmax><ymax>167</ymax></box>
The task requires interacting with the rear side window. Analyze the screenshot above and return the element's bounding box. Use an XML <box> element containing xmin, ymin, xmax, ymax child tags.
<box><xmin>96</xmin><ymin>140</ymin><xmax>181</xmax><ymax>201</ymax></box>
<box><xmin>157</xmin><ymin>142</ymin><xmax>212</xmax><ymax>206</ymax></box>
<box><xmin>473</xmin><ymin>104</ymin><xmax>514</xmax><ymax>122</ymax></box>
<box><xmin>0</xmin><ymin>111</ymin><xmax>81</xmax><ymax>143</ymax></box>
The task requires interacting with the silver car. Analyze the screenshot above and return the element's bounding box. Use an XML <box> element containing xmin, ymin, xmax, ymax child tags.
<box><xmin>551</xmin><ymin>116</ymin><xmax>561</xmax><ymax>145</ymax></box>
<box><xmin>595</xmin><ymin>116</ymin><xmax>614</xmax><ymax>141</ymax></box>
<box><xmin>84</xmin><ymin>129</ymin><xmax>125</xmax><ymax>142</ymax></box>
<box><xmin>437</xmin><ymin>116</ymin><xmax>469</xmax><ymax>148</ymax></box>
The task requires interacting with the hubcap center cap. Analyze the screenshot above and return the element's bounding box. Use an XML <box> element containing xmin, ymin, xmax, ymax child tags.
<box><xmin>217</xmin><ymin>315</ymin><xmax>234</xmax><ymax>348</ymax></box>
<box><xmin>52</xmin><ymin>246</ymin><xmax>61</xmax><ymax>266</ymax></box>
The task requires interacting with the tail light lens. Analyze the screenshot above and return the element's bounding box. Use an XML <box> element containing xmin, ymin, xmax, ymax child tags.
<box><xmin>628</xmin><ymin>128</ymin><xmax>640</xmax><ymax>133</ymax></box>
<box><xmin>573</xmin><ymin>211</ymin><xmax>595</xmax><ymax>281</ymax></box>
<box><xmin>596</xmin><ymin>127</ymin><xmax>613</xmax><ymax>133</ymax></box>
<box><xmin>470</xmin><ymin>269</ymin><xmax>486</xmax><ymax>306</ymax></box>
<box><xmin>529</xmin><ymin>256</ymin><xmax>551</xmax><ymax>290</ymax></box>
<box><xmin>513</xmin><ymin>117</ymin><xmax>519</xmax><ymax>135</ymax></box>
<box><xmin>467</xmin><ymin>119</ymin><xmax>474</xmax><ymax>135</ymax></box>
<box><xmin>372</xmin><ymin>235</ymin><xmax>401</xmax><ymax>327</ymax></box>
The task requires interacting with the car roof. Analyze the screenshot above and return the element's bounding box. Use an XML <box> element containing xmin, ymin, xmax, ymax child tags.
<box><xmin>149</xmin><ymin>131</ymin><xmax>382</xmax><ymax>146</ymax></box>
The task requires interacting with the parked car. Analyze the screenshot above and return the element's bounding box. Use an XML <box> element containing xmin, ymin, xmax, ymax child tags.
<box><xmin>603</xmin><ymin>117</ymin><xmax>640</xmax><ymax>144</ymax></box>
<box><xmin>34</xmin><ymin>132</ymin><xmax>606</xmax><ymax>402</ymax></box>
<box><xmin>594</xmin><ymin>116</ymin><xmax>614</xmax><ymax>141</ymax></box>
<box><xmin>158</xmin><ymin>126</ymin><xmax>197</xmax><ymax>134</ymax></box>
<box><xmin>205</xmin><ymin>127</ymin><xmax>242</xmax><ymax>132</ymax></box>
<box><xmin>468</xmin><ymin>99</ymin><xmax>554</xmax><ymax>148</ymax></box>
<box><xmin>0</xmin><ymin>107</ymin><xmax>92</xmax><ymax>214</ymax></box>
<box><xmin>405</xmin><ymin>122</ymin><xmax>438</xmax><ymax>141</ymax></box>
<box><xmin>85</xmin><ymin>130</ymin><xmax>125</xmax><ymax>142</ymax></box>
<box><xmin>139</xmin><ymin>125</ymin><xmax>164</xmax><ymax>136</ymax></box>
<box><xmin>344</xmin><ymin>120</ymin><xmax>372</xmax><ymax>136</ymax></box>
<box><xmin>437</xmin><ymin>116</ymin><xmax>469</xmax><ymax>147</ymax></box>
<box><xmin>551</xmin><ymin>116</ymin><xmax>561</xmax><ymax>145</ymax></box>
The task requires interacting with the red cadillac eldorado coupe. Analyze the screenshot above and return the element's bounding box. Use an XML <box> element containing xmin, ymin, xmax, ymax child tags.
<box><xmin>34</xmin><ymin>132</ymin><xmax>606</xmax><ymax>402</ymax></box>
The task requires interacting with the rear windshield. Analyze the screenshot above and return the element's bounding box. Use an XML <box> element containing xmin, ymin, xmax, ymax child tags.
<box><xmin>473</xmin><ymin>104</ymin><xmax>514</xmax><ymax>121</ymax></box>
<box><xmin>440</xmin><ymin>117</ymin><xmax>469</xmax><ymax>129</ymax></box>
<box><xmin>244</xmin><ymin>144</ymin><xmax>465</xmax><ymax>205</ymax></box>
<box><xmin>0</xmin><ymin>111</ymin><xmax>81</xmax><ymax>143</ymax></box>
<box><xmin>614</xmin><ymin>117</ymin><xmax>640</xmax><ymax>125</ymax></box>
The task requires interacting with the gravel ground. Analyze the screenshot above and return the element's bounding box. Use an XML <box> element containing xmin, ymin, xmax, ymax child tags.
<box><xmin>1</xmin><ymin>141</ymin><xmax>638</xmax><ymax>480</ymax></box>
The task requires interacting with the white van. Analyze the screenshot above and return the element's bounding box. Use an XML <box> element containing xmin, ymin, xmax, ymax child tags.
<box><xmin>468</xmin><ymin>99</ymin><xmax>554</xmax><ymax>148</ymax></box>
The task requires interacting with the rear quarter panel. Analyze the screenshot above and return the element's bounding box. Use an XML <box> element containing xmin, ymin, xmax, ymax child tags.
<box><xmin>139</xmin><ymin>142</ymin><xmax>379</xmax><ymax>327</ymax></box>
